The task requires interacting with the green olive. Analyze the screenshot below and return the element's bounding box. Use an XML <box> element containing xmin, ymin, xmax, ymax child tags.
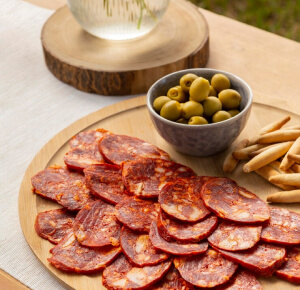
<box><xmin>203</xmin><ymin>97</ymin><xmax>222</xmax><ymax>117</ymax></box>
<box><xmin>179</xmin><ymin>73</ymin><xmax>198</xmax><ymax>93</ymax></box>
<box><xmin>160</xmin><ymin>100</ymin><xmax>182</xmax><ymax>121</ymax></box>
<box><xmin>208</xmin><ymin>85</ymin><xmax>217</xmax><ymax>97</ymax></box>
<box><xmin>218</xmin><ymin>89</ymin><xmax>241</xmax><ymax>110</ymax></box>
<box><xmin>212</xmin><ymin>110</ymin><xmax>231</xmax><ymax>123</ymax></box>
<box><xmin>188</xmin><ymin>116</ymin><xmax>208</xmax><ymax>125</ymax></box>
<box><xmin>153</xmin><ymin>96</ymin><xmax>171</xmax><ymax>112</ymax></box>
<box><xmin>189</xmin><ymin>77</ymin><xmax>210</xmax><ymax>102</ymax></box>
<box><xmin>211</xmin><ymin>73</ymin><xmax>231</xmax><ymax>92</ymax></box>
<box><xmin>176</xmin><ymin>118</ymin><xmax>189</xmax><ymax>124</ymax></box>
<box><xmin>228</xmin><ymin>109</ymin><xmax>240</xmax><ymax>117</ymax></box>
<box><xmin>167</xmin><ymin>86</ymin><xmax>187</xmax><ymax>102</ymax></box>
<box><xmin>181</xmin><ymin>101</ymin><xmax>204</xmax><ymax>119</ymax></box>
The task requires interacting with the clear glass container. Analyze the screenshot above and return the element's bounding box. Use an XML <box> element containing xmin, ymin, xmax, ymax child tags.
<box><xmin>67</xmin><ymin>0</ymin><xmax>170</xmax><ymax>41</ymax></box>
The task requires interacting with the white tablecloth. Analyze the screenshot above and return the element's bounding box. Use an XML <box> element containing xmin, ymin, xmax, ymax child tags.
<box><xmin>0</xmin><ymin>1</ymin><xmax>134</xmax><ymax>288</ymax></box>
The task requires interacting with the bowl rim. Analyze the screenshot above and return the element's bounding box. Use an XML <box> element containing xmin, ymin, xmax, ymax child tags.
<box><xmin>147</xmin><ymin>68</ymin><xmax>253</xmax><ymax>129</ymax></box>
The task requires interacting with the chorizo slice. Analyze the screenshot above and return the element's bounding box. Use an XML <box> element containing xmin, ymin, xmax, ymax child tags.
<box><xmin>261</xmin><ymin>207</ymin><xmax>300</xmax><ymax>245</ymax></box>
<box><xmin>73</xmin><ymin>200</ymin><xmax>121</xmax><ymax>247</ymax></box>
<box><xmin>34</xmin><ymin>208</ymin><xmax>75</xmax><ymax>244</ymax></box>
<box><xmin>201</xmin><ymin>177</ymin><xmax>270</xmax><ymax>223</ymax></box>
<box><xmin>215</xmin><ymin>243</ymin><xmax>286</xmax><ymax>276</ymax></box>
<box><xmin>174</xmin><ymin>248</ymin><xmax>238</xmax><ymax>288</ymax></box>
<box><xmin>158</xmin><ymin>210</ymin><xmax>218</xmax><ymax>243</ymax></box>
<box><xmin>31</xmin><ymin>165</ymin><xmax>95</xmax><ymax>211</ymax></box>
<box><xmin>275</xmin><ymin>247</ymin><xmax>300</xmax><ymax>284</ymax></box>
<box><xmin>48</xmin><ymin>231</ymin><xmax>121</xmax><ymax>274</ymax></box>
<box><xmin>208</xmin><ymin>221</ymin><xmax>262</xmax><ymax>251</ymax></box>
<box><xmin>69</xmin><ymin>128</ymin><xmax>108</xmax><ymax>149</ymax></box>
<box><xmin>84</xmin><ymin>164</ymin><xmax>129</xmax><ymax>205</ymax></box>
<box><xmin>122</xmin><ymin>158</ymin><xmax>196</xmax><ymax>198</ymax></box>
<box><xmin>120</xmin><ymin>227</ymin><xmax>169</xmax><ymax>267</ymax></box>
<box><xmin>149</xmin><ymin>221</ymin><xmax>208</xmax><ymax>256</ymax></box>
<box><xmin>216</xmin><ymin>270</ymin><xmax>262</xmax><ymax>290</ymax></box>
<box><xmin>115</xmin><ymin>196</ymin><xmax>160</xmax><ymax>233</ymax></box>
<box><xmin>159</xmin><ymin>177</ymin><xmax>211</xmax><ymax>222</ymax></box>
<box><xmin>64</xmin><ymin>143</ymin><xmax>105</xmax><ymax>171</ymax></box>
<box><xmin>102</xmin><ymin>255</ymin><xmax>172</xmax><ymax>290</ymax></box>
<box><xmin>152</xmin><ymin>266</ymin><xmax>195</xmax><ymax>290</ymax></box>
<box><xmin>99</xmin><ymin>134</ymin><xmax>170</xmax><ymax>166</ymax></box>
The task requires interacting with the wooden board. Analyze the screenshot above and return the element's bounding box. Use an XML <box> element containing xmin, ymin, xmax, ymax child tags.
<box><xmin>41</xmin><ymin>0</ymin><xmax>209</xmax><ymax>96</ymax></box>
<box><xmin>19</xmin><ymin>96</ymin><xmax>300</xmax><ymax>290</ymax></box>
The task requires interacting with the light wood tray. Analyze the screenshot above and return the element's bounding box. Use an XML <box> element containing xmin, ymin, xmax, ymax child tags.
<box><xmin>19</xmin><ymin>96</ymin><xmax>300</xmax><ymax>289</ymax></box>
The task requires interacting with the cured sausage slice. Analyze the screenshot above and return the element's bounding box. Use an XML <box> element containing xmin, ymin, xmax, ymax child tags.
<box><xmin>149</xmin><ymin>221</ymin><xmax>208</xmax><ymax>256</ymax></box>
<box><xmin>216</xmin><ymin>270</ymin><xmax>262</xmax><ymax>290</ymax></box>
<box><xmin>31</xmin><ymin>165</ymin><xmax>95</xmax><ymax>211</ymax></box>
<box><xmin>261</xmin><ymin>207</ymin><xmax>300</xmax><ymax>245</ymax></box>
<box><xmin>174</xmin><ymin>248</ymin><xmax>238</xmax><ymax>288</ymax></box>
<box><xmin>152</xmin><ymin>266</ymin><xmax>195</xmax><ymax>290</ymax></box>
<box><xmin>34</xmin><ymin>208</ymin><xmax>75</xmax><ymax>244</ymax></box>
<box><xmin>275</xmin><ymin>247</ymin><xmax>300</xmax><ymax>284</ymax></box>
<box><xmin>48</xmin><ymin>231</ymin><xmax>121</xmax><ymax>274</ymax></box>
<box><xmin>73</xmin><ymin>200</ymin><xmax>121</xmax><ymax>247</ymax></box>
<box><xmin>158</xmin><ymin>210</ymin><xmax>218</xmax><ymax>243</ymax></box>
<box><xmin>69</xmin><ymin>129</ymin><xmax>108</xmax><ymax>149</ymax></box>
<box><xmin>201</xmin><ymin>177</ymin><xmax>270</xmax><ymax>223</ymax></box>
<box><xmin>215</xmin><ymin>243</ymin><xmax>286</xmax><ymax>276</ymax></box>
<box><xmin>64</xmin><ymin>143</ymin><xmax>105</xmax><ymax>171</ymax></box>
<box><xmin>99</xmin><ymin>134</ymin><xmax>170</xmax><ymax>166</ymax></box>
<box><xmin>115</xmin><ymin>196</ymin><xmax>160</xmax><ymax>233</ymax></box>
<box><xmin>122</xmin><ymin>158</ymin><xmax>196</xmax><ymax>198</ymax></box>
<box><xmin>208</xmin><ymin>221</ymin><xmax>262</xmax><ymax>251</ymax></box>
<box><xmin>84</xmin><ymin>164</ymin><xmax>129</xmax><ymax>205</ymax></box>
<box><xmin>120</xmin><ymin>227</ymin><xmax>169</xmax><ymax>267</ymax></box>
<box><xmin>159</xmin><ymin>177</ymin><xmax>211</xmax><ymax>222</ymax></box>
<box><xmin>102</xmin><ymin>255</ymin><xmax>172</xmax><ymax>290</ymax></box>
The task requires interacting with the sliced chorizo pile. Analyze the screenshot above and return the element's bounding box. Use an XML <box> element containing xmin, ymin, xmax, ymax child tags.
<box><xmin>31</xmin><ymin>128</ymin><xmax>300</xmax><ymax>289</ymax></box>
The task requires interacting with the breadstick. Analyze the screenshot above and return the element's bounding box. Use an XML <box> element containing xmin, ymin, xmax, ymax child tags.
<box><xmin>291</xmin><ymin>163</ymin><xmax>300</xmax><ymax>173</ymax></box>
<box><xmin>243</xmin><ymin>141</ymin><xmax>294</xmax><ymax>173</ymax></box>
<box><xmin>280</xmin><ymin>137</ymin><xmax>300</xmax><ymax>170</ymax></box>
<box><xmin>257</xmin><ymin>130</ymin><xmax>300</xmax><ymax>144</ymax></box>
<box><xmin>248</xmin><ymin>143</ymin><xmax>279</xmax><ymax>158</ymax></box>
<box><xmin>282</xmin><ymin>125</ymin><xmax>300</xmax><ymax>130</ymax></box>
<box><xmin>247</xmin><ymin>135</ymin><xmax>261</xmax><ymax>146</ymax></box>
<box><xmin>287</xmin><ymin>153</ymin><xmax>300</xmax><ymax>164</ymax></box>
<box><xmin>259</xmin><ymin>115</ymin><xmax>290</xmax><ymax>135</ymax></box>
<box><xmin>223</xmin><ymin>139</ymin><xmax>249</xmax><ymax>173</ymax></box>
<box><xmin>232</xmin><ymin>144</ymin><xmax>266</xmax><ymax>160</ymax></box>
<box><xmin>255</xmin><ymin>166</ymin><xmax>297</xmax><ymax>191</ymax></box>
<box><xmin>268</xmin><ymin>160</ymin><xmax>294</xmax><ymax>174</ymax></box>
<box><xmin>269</xmin><ymin>173</ymin><xmax>300</xmax><ymax>186</ymax></box>
<box><xmin>267</xmin><ymin>190</ymin><xmax>300</xmax><ymax>203</ymax></box>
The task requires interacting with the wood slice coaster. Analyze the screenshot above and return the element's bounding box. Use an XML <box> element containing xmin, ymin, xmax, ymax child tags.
<box><xmin>41</xmin><ymin>0</ymin><xmax>209</xmax><ymax>96</ymax></box>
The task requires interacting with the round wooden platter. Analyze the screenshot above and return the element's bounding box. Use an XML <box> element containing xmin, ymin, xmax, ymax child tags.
<box><xmin>41</xmin><ymin>0</ymin><xmax>209</xmax><ymax>96</ymax></box>
<box><xmin>19</xmin><ymin>96</ymin><xmax>300</xmax><ymax>290</ymax></box>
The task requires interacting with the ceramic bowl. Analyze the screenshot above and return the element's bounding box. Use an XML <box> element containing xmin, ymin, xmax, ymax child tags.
<box><xmin>147</xmin><ymin>68</ymin><xmax>253</xmax><ymax>156</ymax></box>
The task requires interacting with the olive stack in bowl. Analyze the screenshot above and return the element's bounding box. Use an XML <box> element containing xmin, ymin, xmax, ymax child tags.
<box><xmin>147</xmin><ymin>68</ymin><xmax>253</xmax><ymax>157</ymax></box>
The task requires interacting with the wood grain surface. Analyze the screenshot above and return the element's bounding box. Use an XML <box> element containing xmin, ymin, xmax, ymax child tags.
<box><xmin>41</xmin><ymin>0</ymin><xmax>209</xmax><ymax>96</ymax></box>
<box><xmin>19</xmin><ymin>95</ymin><xmax>300</xmax><ymax>290</ymax></box>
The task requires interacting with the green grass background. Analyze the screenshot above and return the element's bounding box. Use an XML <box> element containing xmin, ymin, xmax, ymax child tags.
<box><xmin>189</xmin><ymin>0</ymin><xmax>300</xmax><ymax>42</ymax></box>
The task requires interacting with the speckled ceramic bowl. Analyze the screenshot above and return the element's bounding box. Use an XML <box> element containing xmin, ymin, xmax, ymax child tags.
<box><xmin>147</xmin><ymin>68</ymin><xmax>253</xmax><ymax>156</ymax></box>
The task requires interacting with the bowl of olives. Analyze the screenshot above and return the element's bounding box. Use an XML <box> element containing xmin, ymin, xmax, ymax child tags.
<box><xmin>147</xmin><ymin>68</ymin><xmax>253</xmax><ymax>156</ymax></box>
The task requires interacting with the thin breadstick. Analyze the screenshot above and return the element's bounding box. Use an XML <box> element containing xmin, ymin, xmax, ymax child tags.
<box><xmin>247</xmin><ymin>135</ymin><xmax>261</xmax><ymax>146</ymax></box>
<box><xmin>287</xmin><ymin>153</ymin><xmax>300</xmax><ymax>164</ymax></box>
<box><xmin>282</xmin><ymin>125</ymin><xmax>300</xmax><ymax>130</ymax></box>
<box><xmin>243</xmin><ymin>141</ymin><xmax>294</xmax><ymax>173</ymax></box>
<box><xmin>248</xmin><ymin>143</ymin><xmax>279</xmax><ymax>158</ymax></box>
<box><xmin>269</xmin><ymin>173</ymin><xmax>300</xmax><ymax>186</ymax></box>
<box><xmin>291</xmin><ymin>163</ymin><xmax>300</xmax><ymax>173</ymax></box>
<box><xmin>232</xmin><ymin>144</ymin><xmax>266</xmax><ymax>160</ymax></box>
<box><xmin>257</xmin><ymin>130</ymin><xmax>300</xmax><ymax>144</ymax></box>
<box><xmin>267</xmin><ymin>190</ymin><xmax>300</xmax><ymax>203</ymax></box>
<box><xmin>259</xmin><ymin>116</ymin><xmax>290</xmax><ymax>135</ymax></box>
<box><xmin>268</xmin><ymin>160</ymin><xmax>294</xmax><ymax>174</ymax></box>
<box><xmin>280</xmin><ymin>137</ymin><xmax>300</xmax><ymax>170</ymax></box>
<box><xmin>255</xmin><ymin>166</ymin><xmax>297</xmax><ymax>191</ymax></box>
<box><xmin>223</xmin><ymin>139</ymin><xmax>249</xmax><ymax>173</ymax></box>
